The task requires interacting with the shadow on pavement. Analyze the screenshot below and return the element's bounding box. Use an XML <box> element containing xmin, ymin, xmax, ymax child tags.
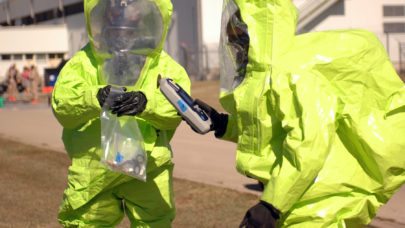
<box><xmin>244</xmin><ymin>182</ymin><xmax>264</xmax><ymax>192</ymax></box>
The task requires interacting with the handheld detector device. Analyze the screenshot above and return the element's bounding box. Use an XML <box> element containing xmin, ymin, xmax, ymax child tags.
<box><xmin>159</xmin><ymin>77</ymin><xmax>212</xmax><ymax>134</ymax></box>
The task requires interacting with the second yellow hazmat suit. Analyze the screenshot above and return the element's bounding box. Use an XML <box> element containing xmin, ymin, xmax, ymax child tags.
<box><xmin>216</xmin><ymin>0</ymin><xmax>405</xmax><ymax>226</ymax></box>
<box><xmin>52</xmin><ymin>0</ymin><xmax>190</xmax><ymax>226</ymax></box>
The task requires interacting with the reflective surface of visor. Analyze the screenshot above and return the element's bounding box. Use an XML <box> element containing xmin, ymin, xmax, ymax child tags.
<box><xmin>90</xmin><ymin>0</ymin><xmax>164</xmax><ymax>55</ymax></box>
<box><xmin>220</xmin><ymin>0</ymin><xmax>250</xmax><ymax>92</ymax></box>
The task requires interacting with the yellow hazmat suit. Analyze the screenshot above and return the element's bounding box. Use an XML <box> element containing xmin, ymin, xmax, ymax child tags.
<box><xmin>52</xmin><ymin>0</ymin><xmax>190</xmax><ymax>226</ymax></box>
<box><xmin>218</xmin><ymin>0</ymin><xmax>405</xmax><ymax>226</ymax></box>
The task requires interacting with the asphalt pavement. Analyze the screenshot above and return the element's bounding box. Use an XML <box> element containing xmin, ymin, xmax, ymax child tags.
<box><xmin>0</xmin><ymin>102</ymin><xmax>404</xmax><ymax>227</ymax></box>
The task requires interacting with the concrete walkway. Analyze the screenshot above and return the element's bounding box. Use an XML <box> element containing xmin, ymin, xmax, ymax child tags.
<box><xmin>0</xmin><ymin>104</ymin><xmax>404</xmax><ymax>227</ymax></box>
<box><xmin>0</xmin><ymin>103</ymin><xmax>258</xmax><ymax>194</ymax></box>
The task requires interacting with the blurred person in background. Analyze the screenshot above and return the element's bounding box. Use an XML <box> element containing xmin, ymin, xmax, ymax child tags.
<box><xmin>51</xmin><ymin>0</ymin><xmax>189</xmax><ymax>227</ymax></box>
<box><xmin>5</xmin><ymin>64</ymin><xmax>19</xmax><ymax>102</ymax></box>
<box><xmin>29</xmin><ymin>65</ymin><xmax>40</xmax><ymax>104</ymax></box>
<box><xmin>21</xmin><ymin>66</ymin><xmax>31</xmax><ymax>98</ymax></box>
<box><xmin>0</xmin><ymin>75</ymin><xmax>7</xmax><ymax>98</ymax></box>
<box><xmin>0</xmin><ymin>68</ymin><xmax>8</xmax><ymax>97</ymax></box>
<box><xmin>189</xmin><ymin>0</ymin><xmax>405</xmax><ymax>227</ymax></box>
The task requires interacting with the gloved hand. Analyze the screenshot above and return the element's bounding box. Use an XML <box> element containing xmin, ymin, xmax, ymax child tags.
<box><xmin>239</xmin><ymin>201</ymin><xmax>280</xmax><ymax>228</ymax></box>
<box><xmin>194</xmin><ymin>99</ymin><xmax>228</xmax><ymax>137</ymax></box>
<box><xmin>111</xmin><ymin>91</ymin><xmax>147</xmax><ymax>117</ymax></box>
<box><xmin>96</xmin><ymin>85</ymin><xmax>112</xmax><ymax>107</ymax></box>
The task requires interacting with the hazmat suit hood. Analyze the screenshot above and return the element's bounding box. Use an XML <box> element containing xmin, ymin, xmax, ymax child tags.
<box><xmin>219</xmin><ymin>0</ymin><xmax>405</xmax><ymax>226</ymax></box>
<box><xmin>219</xmin><ymin>0</ymin><xmax>297</xmax><ymax>96</ymax></box>
<box><xmin>85</xmin><ymin>0</ymin><xmax>172</xmax><ymax>55</ymax></box>
<box><xmin>84</xmin><ymin>0</ymin><xmax>173</xmax><ymax>85</ymax></box>
<box><xmin>219</xmin><ymin>0</ymin><xmax>302</xmax><ymax>174</ymax></box>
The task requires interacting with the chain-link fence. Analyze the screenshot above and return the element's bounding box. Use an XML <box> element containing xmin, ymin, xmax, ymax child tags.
<box><xmin>376</xmin><ymin>32</ymin><xmax>405</xmax><ymax>75</ymax></box>
<box><xmin>399</xmin><ymin>42</ymin><xmax>405</xmax><ymax>76</ymax></box>
<box><xmin>399</xmin><ymin>41</ymin><xmax>405</xmax><ymax>81</ymax></box>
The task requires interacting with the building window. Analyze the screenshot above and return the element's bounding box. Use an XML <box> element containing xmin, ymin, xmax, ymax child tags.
<box><xmin>384</xmin><ymin>22</ymin><xmax>405</xmax><ymax>33</ymax></box>
<box><xmin>14</xmin><ymin>54</ymin><xmax>23</xmax><ymax>60</ymax></box>
<box><xmin>26</xmin><ymin>54</ymin><xmax>34</xmax><ymax>60</ymax></box>
<box><xmin>64</xmin><ymin>2</ymin><xmax>84</xmax><ymax>17</ymax></box>
<box><xmin>0</xmin><ymin>2</ymin><xmax>84</xmax><ymax>25</ymax></box>
<box><xmin>383</xmin><ymin>5</ymin><xmax>405</xmax><ymax>17</ymax></box>
<box><xmin>36</xmin><ymin>54</ymin><xmax>47</xmax><ymax>61</ymax></box>
<box><xmin>35</xmin><ymin>10</ymin><xmax>55</xmax><ymax>23</ymax></box>
<box><xmin>1</xmin><ymin>55</ymin><xmax>11</xmax><ymax>60</ymax></box>
<box><xmin>49</xmin><ymin>53</ymin><xmax>65</xmax><ymax>59</ymax></box>
<box><xmin>21</xmin><ymin>16</ymin><xmax>35</xmax><ymax>25</ymax></box>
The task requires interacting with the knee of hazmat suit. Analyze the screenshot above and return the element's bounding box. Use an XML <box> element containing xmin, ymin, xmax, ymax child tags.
<box><xmin>218</xmin><ymin>0</ymin><xmax>405</xmax><ymax>226</ymax></box>
<box><xmin>51</xmin><ymin>0</ymin><xmax>190</xmax><ymax>226</ymax></box>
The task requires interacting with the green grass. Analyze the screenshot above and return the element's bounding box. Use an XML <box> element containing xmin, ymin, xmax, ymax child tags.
<box><xmin>0</xmin><ymin>137</ymin><xmax>258</xmax><ymax>227</ymax></box>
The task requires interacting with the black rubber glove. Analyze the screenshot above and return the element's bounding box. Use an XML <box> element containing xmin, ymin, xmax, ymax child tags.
<box><xmin>97</xmin><ymin>85</ymin><xmax>112</xmax><ymax>107</ymax></box>
<box><xmin>110</xmin><ymin>91</ymin><xmax>147</xmax><ymax>117</ymax></box>
<box><xmin>239</xmin><ymin>201</ymin><xmax>281</xmax><ymax>228</ymax></box>
<box><xmin>194</xmin><ymin>99</ymin><xmax>228</xmax><ymax>138</ymax></box>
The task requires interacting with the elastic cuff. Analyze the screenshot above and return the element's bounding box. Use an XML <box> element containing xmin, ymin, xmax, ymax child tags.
<box><xmin>214</xmin><ymin>114</ymin><xmax>229</xmax><ymax>138</ymax></box>
<box><xmin>260</xmin><ymin>200</ymin><xmax>281</xmax><ymax>219</ymax></box>
<box><xmin>138</xmin><ymin>88</ymin><xmax>156</xmax><ymax>118</ymax></box>
<box><xmin>88</xmin><ymin>86</ymin><xmax>105</xmax><ymax>111</ymax></box>
<box><xmin>137</xmin><ymin>91</ymin><xmax>148</xmax><ymax>114</ymax></box>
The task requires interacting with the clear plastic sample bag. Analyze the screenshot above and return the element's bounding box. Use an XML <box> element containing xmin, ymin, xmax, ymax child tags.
<box><xmin>101</xmin><ymin>89</ymin><xmax>147</xmax><ymax>181</ymax></box>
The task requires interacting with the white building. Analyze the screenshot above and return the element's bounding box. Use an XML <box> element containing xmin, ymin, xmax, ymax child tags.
<box><xmin>0</xmin><ymin>0</ymin><xmax>404</xmax><ymax>81</ymax></box>
<box><xmin>0</xmin><ymin>0</ymin><xmax>85</xmax><ymax>81</ymax></box>
<box><xmin>0</xmin><ymin>0</ymin><xmax>201</xmax><ymax>80</ymax></box>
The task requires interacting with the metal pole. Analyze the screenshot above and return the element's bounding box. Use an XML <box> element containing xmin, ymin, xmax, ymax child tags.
<box><xmin>59</xmin><ymin>0</ymin><xmax>66</xmax><ymax>23</ymax></box>
<box><xmin>196</xmin><ymin>0</ymin><xmax>204</xmax><ymax>80</ymax></box>
<box><xmin>400</xmin><ymin>43</ymin><xmax>403</xmax><ymax>74</ymax></box>
<box><xmin>386</xmin><ymin>33</ymin><xmax>390</xmax><ymax>56</ymax></box>
<box><xmin>5</xmin><ymin>1</ymin><xmax>11</xmax><ymax>25</ymax></box>
<box><xmin>29</xmin><ymin>0</ymin><xmax>36</xmax><ymax>24</ymax></box>
<box><xmin>203</xmin><ymin>44</ymin><xmax>209</xmax><ymax>75</ymax></box>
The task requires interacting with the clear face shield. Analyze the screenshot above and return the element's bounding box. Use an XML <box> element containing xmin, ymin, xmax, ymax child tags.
<box><xmin>220</xmin><ymin>1</ymin><xmax>250</xmax><ymax>92</ymax></box>
<box><xmin>90</xmin><ymin>0</ymin><xmax>164</xmax><ymax>86</ymax></box>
